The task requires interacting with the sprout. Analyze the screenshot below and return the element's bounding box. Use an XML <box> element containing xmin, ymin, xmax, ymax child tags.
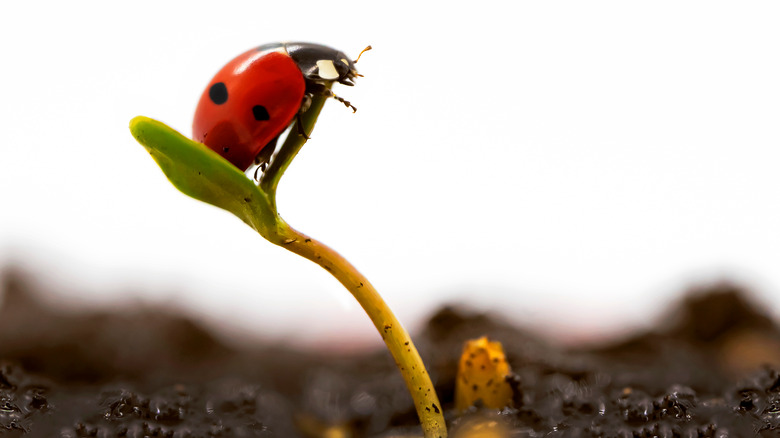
<box><xmin>129</xmin><ymin>94</ymin><xmax>447</xmax><ymax>437</ymax></box>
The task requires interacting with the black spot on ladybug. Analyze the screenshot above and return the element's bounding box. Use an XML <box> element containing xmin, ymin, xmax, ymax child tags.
<box><xmin>222</xmin><ymin>147</ymin><xmax>230</xmax><ymax>153</ymax></box>
<box><xmin>209</xmin><ymin>82</ymin><xmax>228</xmax><ymax>105</ymax></box>
<box><xmin>252</xmin><ymin>105</ymin><xmax>270</xmax><ymax>121</ymax></box>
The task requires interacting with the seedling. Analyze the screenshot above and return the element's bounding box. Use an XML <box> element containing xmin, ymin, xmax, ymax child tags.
<box><xmin>129</xmin><ymin>44</ymin><xmax>447</xmax><ymax>438</ymax></box>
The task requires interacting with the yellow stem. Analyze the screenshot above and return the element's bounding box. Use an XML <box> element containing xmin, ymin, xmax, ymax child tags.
<box><xmin>258</xmin><ymin>93</ymin><xmax>447</xmax><ymax>437</ymax></box>
<box><xmin>270</xmin><ymin>220</ymin><xmax>447</xmax><ymax>438</ymax></box>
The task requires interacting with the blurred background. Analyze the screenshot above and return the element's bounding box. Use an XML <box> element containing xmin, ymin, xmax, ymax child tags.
<box><xmin>1</xmin><ymin>1</ymin><xmax>778</xmax><ymax>349</ymax></box>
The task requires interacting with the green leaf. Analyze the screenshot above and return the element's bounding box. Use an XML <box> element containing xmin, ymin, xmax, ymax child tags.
<box><xmin>129</xmin><ymin>116</ymin><xmax>275</xmax><ymax>233</ymax></box>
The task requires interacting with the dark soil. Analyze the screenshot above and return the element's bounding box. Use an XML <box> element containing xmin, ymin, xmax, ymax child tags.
<box><xmin>2</xmin><ymin>267</ymin><xmax>780</xmax><ymax>437</ymax></box>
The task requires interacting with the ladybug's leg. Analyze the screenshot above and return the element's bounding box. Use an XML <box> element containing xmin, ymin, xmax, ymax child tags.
<box><xmin>330</xmin><ymin>92</ymin><xmax>357</xmax><ymax>113</ymax></box>
<box><xmin>294</xmin><ymin>94</ymin><xmax>312</xmax><ymax>140</ymax></box>
<box><xmin>253</xmin><ymin>135</ymin><xmax>279</xmax><ymax>178</ymax></box>
<box><xmin>299</xmin><ymin>94</ymin><xmax>313</xmax><ymax>113</ymax></box>
<box><xmin>307</xmin><ymin>83</ymin><xmax>357</xmax><ymax>113</ymax></box>
<box><xmin>296</xmin><ymin>112</ymin><xmax>311</xmax><ymax>140</ymax></box>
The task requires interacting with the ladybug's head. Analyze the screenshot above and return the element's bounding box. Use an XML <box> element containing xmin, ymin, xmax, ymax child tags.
<box><xmin>286</xmin><ymin>42</ymin><xmax>364</xmax><ymax>87</ymax></box>
<box><xmin>338</xmin><ymin>46</ymin><xmax>371</xmax><ymax>87</ymax></box>
<box><xmin>320</xmin><ymin>49</ymin><xmax>359</xmax><ymax>87</ymax></box>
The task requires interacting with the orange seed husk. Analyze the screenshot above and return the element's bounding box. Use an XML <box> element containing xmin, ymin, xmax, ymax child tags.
<box><xmin>455</xmin><ymin>336</ymin><xmax>513</xmax><ymax>411</ymax></box>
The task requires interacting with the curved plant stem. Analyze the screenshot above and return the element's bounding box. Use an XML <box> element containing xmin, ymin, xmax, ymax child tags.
<box><xmin>260</xmin><ymin>96</ymin><xmax>448</xmax><ymax>438</ymax></box>
<box><xmin>277</xmin><ymin>225</ymin><xmax>446</xmax><ymax>437</ymax></box>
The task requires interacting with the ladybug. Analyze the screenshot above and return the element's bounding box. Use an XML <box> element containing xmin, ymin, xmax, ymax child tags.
<box><xmin>192</xmin><ymin>42</ymin><xmax>370</xmax><ymax>171</ymax></box>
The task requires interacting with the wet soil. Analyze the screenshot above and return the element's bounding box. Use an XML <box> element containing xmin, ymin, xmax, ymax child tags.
<box><xmin>2</xmin><ymin>267</ymin><xmax>780</xmax><ymax>437</ymax></box>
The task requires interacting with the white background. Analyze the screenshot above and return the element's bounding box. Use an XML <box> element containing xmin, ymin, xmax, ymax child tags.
<box><xmin>1</xmin><ymin>1</ymin><xmax>779</xmax><ymax>348</ymax></box>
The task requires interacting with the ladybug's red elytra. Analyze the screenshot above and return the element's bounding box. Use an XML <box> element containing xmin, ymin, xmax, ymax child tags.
<box><xmin>192</xmin><ymin>42</ymin><xmax>368</xmax><ymax>171</ymax></box>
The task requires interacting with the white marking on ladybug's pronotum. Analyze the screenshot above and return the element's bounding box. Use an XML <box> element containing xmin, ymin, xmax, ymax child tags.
<box><xmin>316</xmin><ymin>59</ymin><xmax>340</xmax><ymax>80</ymax></box>
<box><xmin>340</xmin><ymin>58</ymin><xmax>350</xmax><ymax>66</ymax></box>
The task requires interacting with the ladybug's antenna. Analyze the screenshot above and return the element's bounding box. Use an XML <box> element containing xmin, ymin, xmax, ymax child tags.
<box><xmin>355</xmin><ymin>45</ymin><xmax>372</xmax><ymax>63</ymax></box>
